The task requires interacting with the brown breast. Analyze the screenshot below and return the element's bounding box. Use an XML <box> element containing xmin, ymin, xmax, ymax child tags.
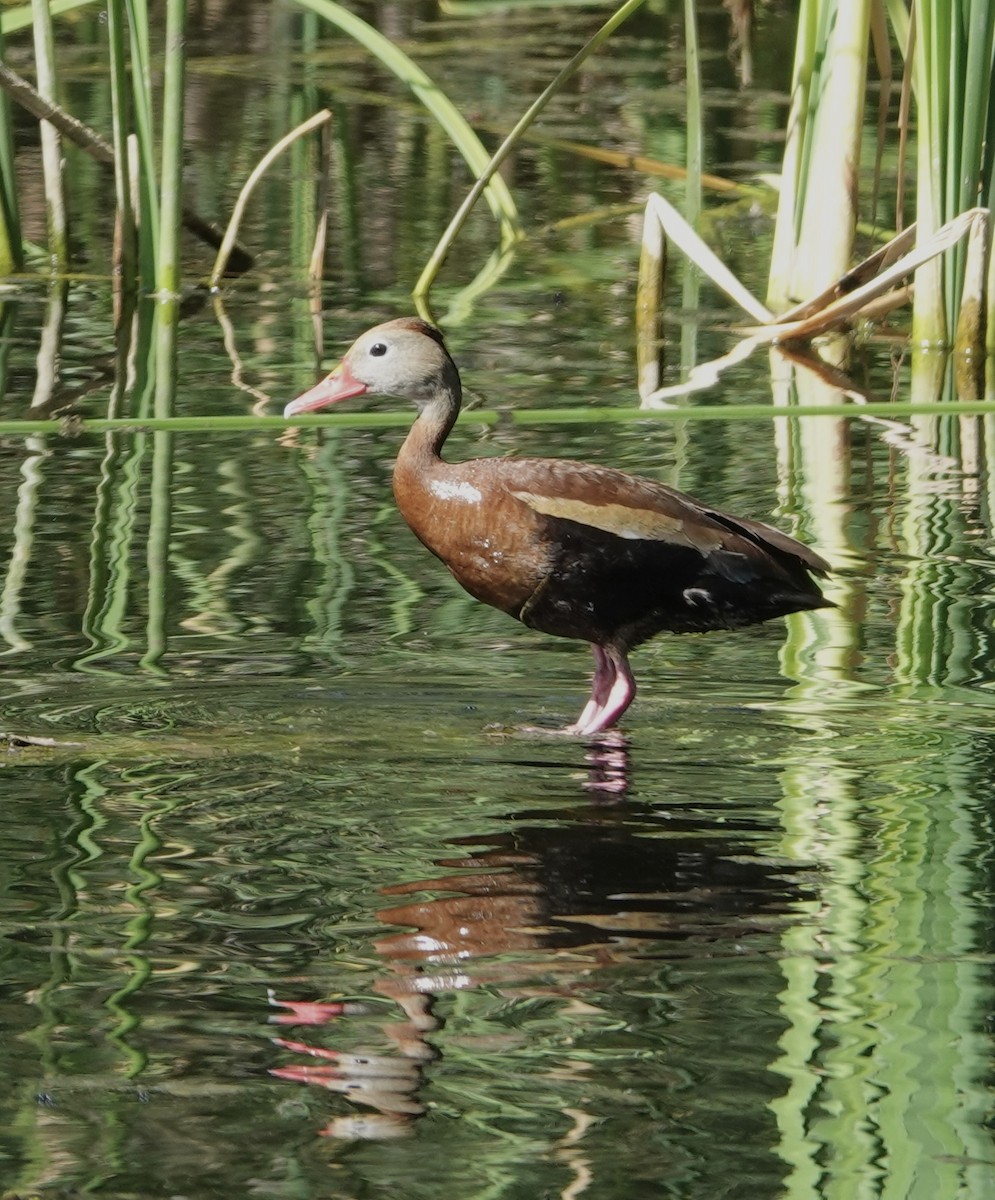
<box><xmin>392</xmin><ymin>454</ymin><xmax>553</xmax><ymax>617</ymax></box>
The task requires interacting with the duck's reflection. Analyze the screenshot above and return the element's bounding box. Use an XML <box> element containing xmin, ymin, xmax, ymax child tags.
<box><xmin>580</xmin><ymin>729</ymin><xmax>630</xmax><ymax>794</ymax></box>
<box><xmin>270</xmin><ymin>742</ymin><xmax>811</xmax><ymax>1141</ymax></box>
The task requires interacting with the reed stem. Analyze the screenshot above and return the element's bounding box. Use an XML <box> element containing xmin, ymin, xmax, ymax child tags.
<box><xmin>124</xmin><ymin>0</ymin><xmax>158</xmax><ymax>285</ymax></box>
<box><xmin>31</xmin><ymin>0</ymin><xmax>69</xmax><ymax>270</ymax></box>
<box><xmin>106</xmin><ymin>0</ymin><xmax>136</xmax><ymax>298</ymax></box>
<box><xmin>156</xmin><ymin>0</ymin><xmax>186</xmax><ymax>301</ymax></box>
<box><xmin>0</xmin><ymin>33</ymin><xmax>22</xmax><ymax>273</ymax></box>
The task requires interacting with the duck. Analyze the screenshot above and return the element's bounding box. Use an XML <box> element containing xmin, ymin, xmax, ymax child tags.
<box><xmin>284</xmin><ymin>317</ymin><xmax>832</xmax><ymax>735</ymax></box>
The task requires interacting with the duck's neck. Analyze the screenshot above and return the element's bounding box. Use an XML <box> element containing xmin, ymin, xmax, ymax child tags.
<box><xmin>392</xmin><ymin>371</ymin><xmax>464</xmax><ymax>548</ymax></box>
<box><xmin>400</xmin><ymin>368</ymin><xmax>462</xmax><ymax>465</ymax></box>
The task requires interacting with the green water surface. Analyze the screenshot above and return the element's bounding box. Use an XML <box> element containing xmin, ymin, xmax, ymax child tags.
<box><xmin>0</xmin><ymin>4</ymin><xmax>992</xmax><ymax>1199</ymax></box>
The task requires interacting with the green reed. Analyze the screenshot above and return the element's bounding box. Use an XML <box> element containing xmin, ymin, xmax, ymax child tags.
<box><xmin>911</xmin><ymin>0</ymin><xmax>995</xmax><ymax>349</ymax></box>
<box><xmin>767</xmin><ymin>0</ymin><xmax>872</xmax><ymax>309</ymax></box>
<box><xmin>31</xmin><ymin>0</ymin><xmax>69</xmax><ymax>271</ymax></box>
<box><xmin>0</xmin><ymin>30</ymin><xmax>21</xmax><ymax>274</ymax></box>
<box><xmin>106</xmin><ymin>0</ymin><xmax>135</xmax><ymax>292</ymax></box>
<box><xmin>0</xmin><ymin>0</ymin><xmax>94</xmax><ymax>33</ymax></box>
<box><xmin>768</xmin><ymin>0</ymin><xmax>994</xmax><ymax>354</ymax></box>
<box><xmin>2</xmin><ymin>399</ymin><xmax>995</xmax><ymax>440</ymax></box>
<box><xmin>155</xmin><ymin>0</ymin><xmax>184</xmax><ymax>302</ymax></box>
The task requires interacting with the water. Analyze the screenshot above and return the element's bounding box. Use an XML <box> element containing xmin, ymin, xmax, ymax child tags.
<box><xmin>1</xmin><ymin>4</ymin><xmax>994</xmax><ymax>1198</ymax></box>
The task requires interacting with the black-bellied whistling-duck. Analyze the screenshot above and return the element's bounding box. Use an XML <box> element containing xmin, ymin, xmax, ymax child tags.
<box><xmin>285</xmin><ymin>318</ymin><xmax>832</xmax><ymax>735</ymax></box>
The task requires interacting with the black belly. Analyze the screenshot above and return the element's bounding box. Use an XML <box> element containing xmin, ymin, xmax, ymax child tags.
<box><xmin>517</xmin><ymin>516</ymin><xmax>827</xmax><ymax>650</ymax></box>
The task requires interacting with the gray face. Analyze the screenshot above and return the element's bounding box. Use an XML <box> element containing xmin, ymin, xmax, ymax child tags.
<box><xmin>345</xmin><ymin>323</ymin><xmax>461</xmax><ymax>410</ymax></box>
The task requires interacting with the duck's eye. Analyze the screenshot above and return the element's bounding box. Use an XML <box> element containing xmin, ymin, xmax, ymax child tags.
<box><xmin>369</xmin><ymin>342</ymin><xmax>388</xmax><ymax>357</ymax></box>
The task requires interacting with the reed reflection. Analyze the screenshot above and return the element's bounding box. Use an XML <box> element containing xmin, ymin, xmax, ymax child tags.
<box><xmin>270</xmin><ymin>747</ymin><xmax>812</xmax><ymax>1143</ymax></box>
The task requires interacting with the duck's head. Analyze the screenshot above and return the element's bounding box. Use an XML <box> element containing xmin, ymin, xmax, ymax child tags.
<box><xmin>284</xmin><ymin>317</ymin><xmax>460</xmax><ymax>418</ymax></box>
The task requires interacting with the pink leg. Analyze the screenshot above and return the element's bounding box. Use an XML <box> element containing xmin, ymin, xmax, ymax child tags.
<box><xmin>564</xmin><ymin>645</ymin><xmax>613</xmax><ymax>733</ymax></box>
<box><xmin>565</xmin><ymin>645</ymin><xmax>613</xmax><ymax>733</ymax></box>
<box><xmin>565</xmin><ymin>645</ymin><xmax>636</xmax><ymax>736</ymax></box>
<box><xmin>581</xmin><ymin>649</ymin><xmax>635</xmax><ymax>733</ymax></box>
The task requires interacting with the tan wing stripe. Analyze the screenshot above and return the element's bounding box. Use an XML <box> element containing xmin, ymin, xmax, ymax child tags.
<box><xmin>511</xmin><ymin>490</ymin><xmax>706</xmax><ymax>545</ymax></box>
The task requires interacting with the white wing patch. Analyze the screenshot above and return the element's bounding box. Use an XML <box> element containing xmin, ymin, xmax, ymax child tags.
<box><xmin>430</xmin><ymin>478</ymin><xmax>483</xmax><ymax>503</ymax></box>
